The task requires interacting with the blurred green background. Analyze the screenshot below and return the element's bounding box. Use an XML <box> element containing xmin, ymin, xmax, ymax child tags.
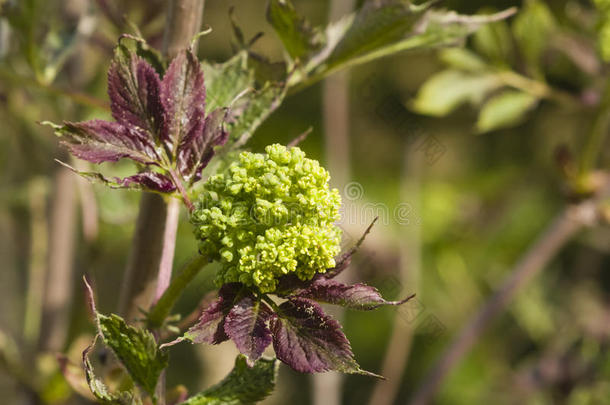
<box><xmin>1</xmin><ymin>0</ymin><xmax>610</xmax><ymax>404</ymax></box>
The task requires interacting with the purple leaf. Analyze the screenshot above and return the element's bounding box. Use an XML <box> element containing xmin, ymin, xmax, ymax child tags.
<box><xmin>177</xmin><ymin>108</ymin><xmax>228</xmax><ymax>182</ymax></box>
<box><xmin>53</xmin><ymin>120</ymin><xmax>158</xmax><ymax>164</ymax></box>
<box><xmin>275</xmin><ymin>274</ymin><xmax>310</xmax><ymax>296</ymax></box>
<box><xmin>195</xmin><ymin>122</ymin><xmax>228</xmax><ymax>181</ymax></box>
<box><xmin>270</xmin><ymin>298</ymin><xmax>381</xmax><ymax>377</ymax></box>
<box><xmin>120</xmin><ymin>172</ymin><xmax>177</xmax><ymax>193</ymax></box>
<box><xmin>108</xmin><ymin>52</ymin><xmax>164</xmax><ymax>138</ymax></box>
<box><xmin>184</xmin><ymin>283</ymin><xmax>242</xmax><ymax>345</ymax></box>
<box><xmin>294</xmin><ymin>278</ymin><xmax>415</xmax><ymax>310</ymax></box>
<box><xmin>224</xmin><ymin>296</ymin><xmax>273</xmax><ymax>365</ymax></box>
<box><xmin>160</xmin><ymin>50</ymin><xmax>206</xmax><ymax>155</ymax></box>
<box><xmin>55</xmin><ymin>160</ymin><xmax>176</xmax><ymax>193</ymax></box>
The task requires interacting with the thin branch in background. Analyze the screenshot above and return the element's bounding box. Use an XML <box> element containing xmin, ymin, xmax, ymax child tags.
<box><xmin>23</xmin><ymin>179</ymin><xmax>48</xmax><ymax>346</ymax></box>
<box><xmin>368</xmin><ymin>147</ymin><xmax>423</xmax><ymax>405</ymax></box>
<box><xmin>39</xmin><ymin>167</ymin><xmax>77</xmax><ymax>351</ymax></box>
<box><xmin>74</xmin><ymin>161</ymin><xmax>99</xmax><ymax>242</ymax></box>
<box><xmin>408</xmin><ymin>194</ymin><xmax>604</xmax><ymax>405</ymax></box>
<box><xmin>287</xmin><ymin>127</ymin><xmax>312</xmax><ymax>148</ymax></box>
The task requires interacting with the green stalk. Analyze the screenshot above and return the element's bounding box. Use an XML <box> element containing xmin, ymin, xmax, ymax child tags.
<box><xmin>147</xmin><ymin>254</ymin><xmax>210</xmax><ymax>329</ymax></box>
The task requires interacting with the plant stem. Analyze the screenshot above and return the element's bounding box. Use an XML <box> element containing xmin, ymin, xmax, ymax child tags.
<box><xmin>407</xmin><ymin>194</ymin><xmax>605</xmax><ymax>405</ymax></box>
<box><xmin>168</xmin><ymin>167</ymin><xmax>194</xmax><ymax>212</ymax></box>
<box><xmin>147</xmin><ymin>254</ymin><xmax>209</xmax><ymax>329</ymax></box>
<box><xmin>118</xmin><ymin>194</ymin><xmax>168</xmax><ymax>321</ymax></box>
<box><xmin>162</xmin><ymin>0</ymin><xmax>206</xmax><ymax>61</ymax></box>
<box><xmin>118</xmin><ymin>0</ymin><xmax>204</xmax><ymax>322</ymax></box>
<box><xmin>496</xmin><ymin>70</ymin><xmax>577</xmax><ymax>106</ymax></box>
<box><xmin>154</xmin><ymin>198</ymin><xmax>181</xmax><ymax>303</ymax></box>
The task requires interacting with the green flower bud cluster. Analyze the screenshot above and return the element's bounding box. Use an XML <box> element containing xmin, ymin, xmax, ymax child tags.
<box><xmin>191</xmin><ymin>144</ymin><xmax>342</xmax><ymax>293</ymax></box>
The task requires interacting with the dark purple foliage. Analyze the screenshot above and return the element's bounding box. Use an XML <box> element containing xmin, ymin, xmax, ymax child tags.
<box><xmin>184</xmin><ymin>283</ymin><xmax>242</xmax><ymax>344</ymax></box>
<box><xmin>293</xmin><ymin>277</ymin><xmax>414</xmax><ymax>310</ymax></box>
<box><xmin>270</xmin><ymin>298</ymin><xmax>378</xmax><ymax>376</ymax></box>
<box><xmin>47</xmin><ymin>38</ymin><xmax>227</xmax><ymax>193</ymax></box>
<box><xmin>160</xmin><ymin>51</ymin><xmax>206</xmax><ymax>152</ymax></box>
<box><xmin>120</xmin><ymin>172</ymin><xmax>177</xmax><ymax>193</ymax></box>
<box><xmin>224</xmin><ymin>296</ymin><xmax>274</xmax><ymax>365</ymax></box>
<box><xmin>58</xmin><ymin>120</ymin><xmax>158</xmax><ymax>164</ymax></box>
<box><xmin>108</xmin><ymin>55</ymin><xmax>164</xmax><ymax>137</ymax></box>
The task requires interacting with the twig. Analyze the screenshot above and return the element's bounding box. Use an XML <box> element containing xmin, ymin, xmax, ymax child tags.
<box><xmin>287</xmin><ymin>127</ymin><xmax>312</xmax><ymax>148</ymax></box>
<box><xmin>407</xmin><ymin>196</ymin><xmax>603</xmax><ymax>405</ymax></box>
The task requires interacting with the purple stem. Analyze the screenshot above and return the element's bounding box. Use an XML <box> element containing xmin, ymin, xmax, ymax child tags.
<box><xmin>154</xmin><ymin>197</ymin><xmax>181</xmax><ymax>303</ymax></box>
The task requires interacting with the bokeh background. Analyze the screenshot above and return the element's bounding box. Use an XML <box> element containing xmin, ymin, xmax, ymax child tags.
<box><xmin>1</xmin><ymin>0</ymin><xmax>610</xmax><ymax>404</ymax></box>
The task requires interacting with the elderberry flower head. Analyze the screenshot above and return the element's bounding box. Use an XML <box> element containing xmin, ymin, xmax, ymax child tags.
<box><xmin>191</xmin><ymin>144</ymin><xmax>342</xmax><ymax>293</ymax></box>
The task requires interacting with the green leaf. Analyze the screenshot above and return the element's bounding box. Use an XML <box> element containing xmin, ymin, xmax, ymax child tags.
<box><xmin>82</xmin><ymin>336</ymin><xmax>142</xmax><ymax>405</ymax></box>
<box><xmin>229</xmin><ymin>82</ymin><xmax>286</xmax><ymax>145</ymax></box>
<box><xmin>472</xmin><ymin>16</ymin><xmax>514</xmax><ymax>64</ymax></box>
<box><xmin>412</xmin><ymin>70</ymin><xmax>502</xmax><ymax>116</ymax></box>
<box><xmin>117</xmin><ymin>34</ymin><xmax>166</xmax><ymax>75</ymax></box>
<box><xmin>512</xmin><ymin>0</ymin><xmax>556</xmax><ymax>76</ymax></box>
<box><xmin>324</xmin><ymin>1</ymin><xmax>424</xmax><ymax>70</ymax></box>
<box><xmin>266</xmin><ymin>0</ymin><xmax>323</xmax><ymax>61</ymax></box>
<box><xmin>290</xmin><ymin>5</ymin><xmax>516</xmax><ymax>91</ymax></box>
<box><xmin>439</xmin><ymin>48</ymin><xmax>488</xmax><ymax>72</ymax></box>
<box><xmin>202</xmin><ymin>52</ymin><xmax>254</xmax><ymax>114</ymax></box>
<box><xmin>200</xmin><ymin>51</ymin><xmax>286</xmax><ymax>147</ymax></box>
<box><xmin>180</xmin><ymin>355</ymin><xmax>278</xmax><ymax>405</ymax></box>
<box><xmin>98</xmin><ymin>314</ymin><xmax>169</xmax><ymax>397</ymax></box>
<box><xmin>476</xmin><ymin>90</ymin><xmax>538</xmax><ymax>133</ymax></box>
